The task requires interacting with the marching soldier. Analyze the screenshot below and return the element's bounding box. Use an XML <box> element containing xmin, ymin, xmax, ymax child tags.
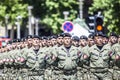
<box><xmin>83</xmin><ymin>32</ymin><xmax>113</xmax><ymax>80</ymax></box>
<box><xmin>72</xmin><ymin>36</ymin><xmax>79</xmax><ymax>47</ymax></box>
<box><xmin>79</xmin><ymin>35</ymin><xmax>90</xmax><ymax>80</ymax></box>
<box><xmin>57</xmin><ymin>33</ymin><xmax>64</xmax><ymax>47</ymax></box>
<box><xmin>103</xmin><ymin>34</ymin><xmax>109</xmax><ymax>45</ymax></box>
<box><xmin>88</xmin><ymin>34</ymin><xmax>95</xmax><ymax>47</ymax></box>
<box><xmin>49</xmin><ymin>34</ymin><xmax>64</xmax><ymax>80</ymax></box>
<box><xmin>51</xmin><ymin>33</ymin><xmax>82</xmax><ymax>80</ymax></box>
<box><xmin>21</xmin><ymin>35</ymin><xmax>50</xmax><ymax>80</ymax></box>
<box><xmin>109</xmin><ymin>32</ymin><xmax>120</xmax><ymax>80</ymax></box>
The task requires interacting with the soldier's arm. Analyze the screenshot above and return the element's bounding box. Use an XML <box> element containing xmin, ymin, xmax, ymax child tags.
<box><xmin>82</xmin><ymin>47</ymin><xmax>90</xmax><ymax>60</ymax></box>
<box><xmin>112</xmin><ymin>46</ymin><xmax>120</xmax><ymax>62</ymax></box>
<box><xmin>21</xmin><ymin>48</ymin><xmax>28</xmax><ymax>61</ymax></box>
<box><xmin>80</xmin><ymin>47</ymin><xmax>91</xmax><ymax>66</ymax></box>
<box><xmin>48</xmin><ymin>48</ymin><xmax>58</xmax><ymax>64</ymax></box>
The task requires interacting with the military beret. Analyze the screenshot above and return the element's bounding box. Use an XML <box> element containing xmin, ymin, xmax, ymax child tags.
<box><xmin>21</xmin><ymin>38</ymin><xmax>26</xmax><ymax>42</ymax></box>
<box><xmin>72</xmin><ymin>36</ymin><xmax>79</xmax><ymax>41</ymax></box>
<box><xmin>95</xmin><ymin>32</ymin><xmax>104</xmax><ymax>37</ymax></box>
<box><xmin>88</xmin><ymin>34</ymin><xmax>94</xmax><ymax>39</ymax></box>
<box><xmin>51</xmin><ymin>35</ymin><xmax>57</xmax><ymax>39</ymax></box>
<box><xmin>41</xmin><ymin>36</ymin><xmax>47</xmax><ymax>40</ymax></box>
<box><xmin>118</xmin><ymin>35</ymin><xmax>120</xmax><ymax>38</ymax></box>
<box><xmin>63</xmin><ymin>33</ymin><xmax>71</xmax><ymax>37</ymax></box>
<box><xmin>7</xmin><ymin>40</ymin><xmax>12</xmax><ymax>44</ymax></box>
<box><xmin>39</xmin><ymin>37</ymin><xmax>42</xmax><ymax>40</ymax></box>
<box><xmin>80</xmin><ymin>35</ymin><xmax>88</xmax><ymax>40</ymax></box>
<box><xmin>47</xmin><ymin>36</ymin><xmax>52</xmax><ymax>40</ymax></box>
<box><xmin>57</xmin><ymin>33</ymin><xmax>64</xmax><ymax>37</ymax></box>
<box><xmin>33</xmin><ymin>35</ymin><xmax>40</xmax><ymax>39</ymax></box>
<box><xmin>16</xmin><ymin>39</ymin><xmax>21</xmax><ymax>42</ymax></box>
<box><xmin>26</xmin><ymin>35</ymin><xmax>33</xmax><ymax>39</ymax></box>
<box><xmin>12</xmin><ymin>39</ymin><xmax>16</xmax><ymax>43</ymax></box>
<box><xmin>103</xmin><ymin>34</ymin><xmax>108</xmax><ymax>39</ymax></box>
<box><xmin>110</xmin><ymin>32</ymin><xmax>118</xmax><ymax>38</ymax></box>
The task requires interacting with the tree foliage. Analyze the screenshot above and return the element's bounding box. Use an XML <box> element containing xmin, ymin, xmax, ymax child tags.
<box><xmin>89</xmin><ymin>0</ymin><xmax>120</xmax><ymax>34</ymax></box>
<box><xmin>0</xmin><ymin>0</ymin><xmax>79</xmax><ymax>34</ymax></box>
<box><xmin>0</xmin><ymin>0</ymin><xmax>28</xmax><ymax>25</ymax></box>
<box><xmin>24</xmin><ymin>0</ymin><xmax>79</xmax><ymax>34</ymax></box>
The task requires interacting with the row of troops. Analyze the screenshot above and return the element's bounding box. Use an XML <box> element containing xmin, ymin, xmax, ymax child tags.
<box><xmin>0</xmin><ymin>32</ymin><xmax>120</xmax><ymax>80</ymax></box>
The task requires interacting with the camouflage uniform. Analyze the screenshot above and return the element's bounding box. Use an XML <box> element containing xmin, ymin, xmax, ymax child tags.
<box><xmin>51</xmin><ymin>45</ymin><xmax>80</xmax><ymax>80</ymax></box>
<box><xmin>84</xmin><ymin>44</ymin><xmax>113</xmax><ymax>80</ymax></box>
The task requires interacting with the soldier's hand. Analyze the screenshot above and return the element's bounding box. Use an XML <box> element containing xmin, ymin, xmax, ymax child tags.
<box><xmin>51</xmin><ymin>55</ymin><xmax>56</xmax><ymax>60</ymax></box>
<box><xmin>115</xmin><ymin>55</ymin><xmax>120</xmax><ymax>60</ymax></box>
<box><xmin>83</xmin><ymin>54</ymin><xmax>88</xmax><ymax>59</ymax></box>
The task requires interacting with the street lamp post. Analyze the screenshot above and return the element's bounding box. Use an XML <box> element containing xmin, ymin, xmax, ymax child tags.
<box><xmin>5</xmin><ymin>15</ymin><xmax>9</xmax><ymax>37</ymax></box>
<box><xmin>63</xmin><ymin>11</ymin><xmax>69</xmax><ymax>21</ymax></box>
<box><xmin>79</xmin><ymin>0</ymin><xmax>83</xmax><ymax>19</ymax></box>
<box><xmin>16</xmin><ymin>16</ymin><xmax>22</xmax><ymax>39</ymax></box>
<box><xmin>35</xmin><ymin>18</ymin><xmax>39</xmax><ymax>36</ymax></box>
<box><xmin>28</xmin><ymin>6</ymin><xmax>33</xmax><ymax>35</ymax></box>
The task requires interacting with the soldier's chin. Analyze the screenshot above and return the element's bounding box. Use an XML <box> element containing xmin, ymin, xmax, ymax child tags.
<box><xmin>33</xmin><ymin>44</ymin><xmax>39</xmax><ymax>46</ymax></box>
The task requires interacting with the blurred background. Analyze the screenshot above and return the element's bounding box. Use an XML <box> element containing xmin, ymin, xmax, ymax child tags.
<box><xmin>0</xmin><ymin>0</ymin><xmax>120</xmax><ymax>45</ymax></box>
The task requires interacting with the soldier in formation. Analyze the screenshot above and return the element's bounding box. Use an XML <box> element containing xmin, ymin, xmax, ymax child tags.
<box><xmin>0</xmin><ymin>32</ymin><xmax>120</xmax><ymax>80</ymax></box>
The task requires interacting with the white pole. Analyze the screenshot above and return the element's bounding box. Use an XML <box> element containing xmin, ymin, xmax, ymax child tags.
<box><xmin>5</xmin><ymin>15</ymin><xmax>9</xmax><ymax>37</ymax></box>
<box><xmin>63</xmin><ymin>11</ymin><xmax>69</xmax><ymax>21</ymax></box>
<box><xmin>16</xmin><ymin>16</ymin><xmax>22</xmax><ymax>39</ymax></box>
<box><xmin>79</xmin><ymin>0</ymin><xmax>83</xmax><ymax>19</ymax></box>
<box><xmin>28</xmin><ymin>6</ymin><xmax>33</xmax><ymax>35</ymax></box>
<box><xmin>35</xmin><ymin>18</ymin><xmax>39</xmax><ymax>36</ymax></box>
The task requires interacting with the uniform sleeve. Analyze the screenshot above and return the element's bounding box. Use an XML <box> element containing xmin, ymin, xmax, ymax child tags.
<box><xmin>21</xmin><ymin>48</ymin><xmax>28</xmax><ymax>60</ymax></box>
<box><xmin>110</xmin><ymin>45</ymin><xmax>120</xmax><ymax>60</ymax></box>
<box><xmin>47</xmin><ymin>47</ymin><xmax>58</xmax><ymax>64</ymax></box>
<box><xmin>81</xmin><ymin>46</ymin><xmax>90</xmax><ymax>60</ymax></box>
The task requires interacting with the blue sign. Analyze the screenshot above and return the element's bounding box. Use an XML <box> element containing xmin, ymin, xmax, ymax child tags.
<box><xmin>62</xmin><ymin>21</ymin><xmax>73</xmax><ymax>32</ymax></box>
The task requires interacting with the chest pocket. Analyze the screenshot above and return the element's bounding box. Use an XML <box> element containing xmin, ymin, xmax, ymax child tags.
<box><xmin>71</xmin><ymin>51</ymin><xmax>78</xmax><ymax>60</ymax></box>
<box><xmin>90</xmin><ymin>51</ymin><xmax>99</xmax><ymax>61</ymax></box>
<box><xmin>27</xmin><ymin>51</ymin><xmax>37</xmax><ymax>63</ymax></box>
<box><xmin>27</xmin><ymin>55</ymin><xmax>36</xmax><ymax>64</ymax></box>
<box><xmin>38</xmin><ymin>52</ymin><xmax>46</xmax><ymax>64</ymax></box>
<box><xmin>101</xmin><ymin>50</ymin><xmax>109</xmax><ymax>61</ymax></box>
<box><xmin>115</xmin><ymin>46</ymin><xmax>120</xmax><ymax>54</ymax></box>
<box><xmin>58</xmin><ymin>52</ymin><xmax>66</xmax><ymax>60</ymax></box>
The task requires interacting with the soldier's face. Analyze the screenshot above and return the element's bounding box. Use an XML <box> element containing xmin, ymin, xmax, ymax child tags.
<box><xmin>47</xmin><ymin>40</ymin><xmax>52</xmax><ymax>46</ymax></box>
<box><xmin>12</xmin><ymin>43</ymin><xmax>16</xmax><ymax>48</ymax></box>
<box><xmin>72</xmin><ymin>40</ymin><xmax>79</xmax><ymax>47</ymax></box>
<box><xmin>118</xmin><ymin>37</ymin><xmax>120</xmax><ymax>43</ymax></box>
<box><xmin>57</xmin><ymin>37</ymin><xmax>63</xmax><ymax>45</ymax></box>
<box><xmin>24</xmin><ymin>41</ymin><xmax>28</xmax><ymax>47</ymax></box>
<box><xmin>63</xmin><ymin>37</ymin><xmax>71</xmax><ymax>45</ymax></box>
<box><xmin>80</xmin><ymin>39</ymin><xmax>87</xmax><ymax>46</ymax></box>
<box><xmin>95</xmin><ymin>36</ymin><xmax>103</xmax><ymax>45</ymax></box>
<box><xmin>42</xmin><ymin>39</ymin><xmax>47</xmax><ymax>46</ymax></box>
<box><xmin>32</xmin><ymin>38</ymin><xmax>39</xmax><ymax>46</ymax></box>
<box><xmin>103</xmin><ymin>37</ymin><xmax>108</xmax><ymax>44</ymax></box>
<box><xmin>6</xmin><ymin>44</ymin><xmax>12</xmax><ymax>50</ymax></box>
<box><xmin>51</xmin><ymin>38</ymin><xmax>57</xmax><ymax>46</ymax></box>
<box><xmin>88</xmin><ymin>38</ymin><xmax>94</xmax><ymax>46</ymax></box>
<box><xmin>17</xmin><ymin>42</ymin><xmax>21</xmax><ymax>48</ymax></box>
<box><xmin>27</xmin><ymin>38</ymin><xmax>32</xmax><ymax>45</ymax></box>
<box><xmin>109</xmin><ymin>36</ymin><xmax>117</xmax><ymax>44</ymax></box>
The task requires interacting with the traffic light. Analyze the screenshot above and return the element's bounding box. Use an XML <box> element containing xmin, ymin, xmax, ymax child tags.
<box><xmin>87</xmin><ymin>16</ymin><xmax>95</xmax><ymax>33</ymax></box>
<box><xmin>86</xmin><ymin>14</ymin><xmax>104</xmax><ymax>34</ymax></box>
<box><xmin>95</xmin><ymin>16</ymin><xmax>104</xmax><ymax>33</ymax></box>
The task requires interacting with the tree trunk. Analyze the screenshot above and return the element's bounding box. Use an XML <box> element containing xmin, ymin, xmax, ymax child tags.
<box><xmin>10</xmin><ymin>25</ymin><xmax>14</xmax><ymax>39</ymax></box>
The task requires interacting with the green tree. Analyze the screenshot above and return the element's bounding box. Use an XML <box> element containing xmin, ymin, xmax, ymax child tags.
<box><xmin>0</xmin><ymin>0</ymin><xmax>28</xmax><ymax>38</ymax></box>
<box><xmin>24</xmin><ymin>0</ymin><xmax>79</xmax><ymax>34</ymax></box>
<box><xmin>0</xmin><ymin>0</ymin><xmax>28</xmax><ymax>24</ymax></box>
<box><xmin>0</xmin><ymin>0</ymin><xmax>79</xmax><ymax>36</ymax></box>
<box><xmin>89</xmin><ymin>0</ymin><xmax>120</xmax><ymax>34</ymax></box>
